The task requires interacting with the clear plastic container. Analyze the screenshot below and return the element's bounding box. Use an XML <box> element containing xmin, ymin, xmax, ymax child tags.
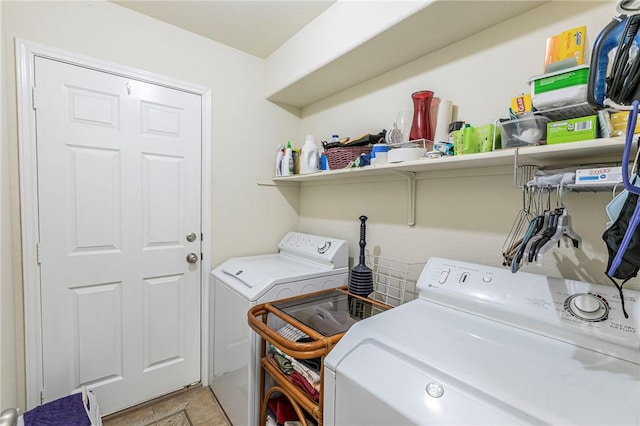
<box><xmin>499</xmin><ymin>115</ymin><xmax>551</xmax><ymax>147</ymax></box>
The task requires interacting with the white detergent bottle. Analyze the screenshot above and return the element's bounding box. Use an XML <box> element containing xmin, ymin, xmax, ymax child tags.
<box><xmin>300</xmin><ymin>134</ymin><xmax>320</xmax><ymax>174</ymax></box>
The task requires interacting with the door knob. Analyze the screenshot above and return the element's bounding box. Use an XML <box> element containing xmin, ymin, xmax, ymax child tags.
<box><xmin>186</xmin><ymin>232</ymin><xmax>197</xmax><ymax>242</ymax></box>
<box><xmin>186</xmin><ymin>253</ymin><xmax>199</xmax><ymax>264</ymax></box>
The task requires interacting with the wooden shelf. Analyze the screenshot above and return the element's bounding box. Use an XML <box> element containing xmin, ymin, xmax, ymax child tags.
<box><xmin>271</xmin><ymin>137</ymin><xmax>626</xmax><ymax>184</ymax></box>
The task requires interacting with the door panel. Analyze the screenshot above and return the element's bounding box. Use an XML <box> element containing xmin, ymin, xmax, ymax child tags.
<box><xmin>35</xmin><ymin>56</ymin><xmax>202</xmax><ymax>414</ymax></box>
<box><xmin>68</xmin><ymin>146</ymin><xmax>121</xmax><ymax>252</ymax></box>
<box><xmin>142</xmin><ymin>154</ymin><xmax>183</xmax><ymax>247</ymax></box>
<box><xmin>143</xmin><ymin>274</ymin><xmax>184</xmax><ymax>369</ymax></box>
<box><xmin>73</xmin><ymin>282</ymin><xmax>123</xmax><ymax>385</ymax></box>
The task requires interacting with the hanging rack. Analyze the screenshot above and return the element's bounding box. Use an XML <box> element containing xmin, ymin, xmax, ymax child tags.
<box><xmin>513</xmin><ymin>147</ymin><xmax>629</xmax><ymax>193</ymax></box>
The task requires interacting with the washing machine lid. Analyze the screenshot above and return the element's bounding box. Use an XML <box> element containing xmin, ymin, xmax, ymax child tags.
<box><xmin>325</xmin><ymin>299</ymin><xmax>640</xmax><ymax>425</ymax></box>
<box><xmin>214</xmin><ymin>254</ymin><xmax>346</xmax><ymax>299</ymax></box>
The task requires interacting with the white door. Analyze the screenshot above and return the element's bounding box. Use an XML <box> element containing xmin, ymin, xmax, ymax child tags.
<box><xmin>35</xmin><ymin>56</ymin><xmax>202</xmax><ymax>414</ymax></box>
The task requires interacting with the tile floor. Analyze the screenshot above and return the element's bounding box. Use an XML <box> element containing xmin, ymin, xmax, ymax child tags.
<box><xmin>102</xmin><ymin>385</ymin><xmax>231</xmax><ymax>426</ymax></box>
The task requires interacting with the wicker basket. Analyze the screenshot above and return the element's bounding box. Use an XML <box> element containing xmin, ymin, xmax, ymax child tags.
<box><xmin>325</xmin><ymin>146</ymin><xmax>372</xmax><ymax>170</ymax></box>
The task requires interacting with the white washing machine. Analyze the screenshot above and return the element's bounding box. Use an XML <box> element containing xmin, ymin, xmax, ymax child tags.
<box><xmin>324</xmin><ymin>257</ymin><xmax>639</xmax><ymax>425</ymax></box>
<box><xmin>209</xmin><ymin>232</ymin><xmax>348</xmax><ymax>426</ymax></box>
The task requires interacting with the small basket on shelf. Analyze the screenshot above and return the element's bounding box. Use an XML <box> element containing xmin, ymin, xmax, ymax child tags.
<box><xmin>324</xmin><ymin>146</ymin><xmax>372</xmax><ymax>170</ymax></box>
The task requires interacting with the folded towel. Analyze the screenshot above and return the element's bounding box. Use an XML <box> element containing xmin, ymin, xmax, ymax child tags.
<box><xmin>290</xmin><ymin>371</ymin><xmax>319</xmax><ymax>402</ymax></box>
<box><xmin>270</xmin><ymin>346</ymin><xmax>320</xmax><ymax>384</ymax></box>
<box><xmin>267</xmin><ymin>396</ymin><xmax>298</xmax><ymax>425</ymax></box>
<box><xmin>273</xmin><ymin>351</ymin><xmax>293</xmax><ymax>374</ymax></box>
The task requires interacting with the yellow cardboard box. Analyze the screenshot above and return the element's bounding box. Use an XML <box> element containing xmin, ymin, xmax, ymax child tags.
<box><xmin>544</xmin><ymin>26</ymin><xmax>586</xmax><ymax>71</ymax></box>
<box><xmin>610</xmin><ymin>111</ymin><xmax>640</xmax><ymax>136</ymax></box>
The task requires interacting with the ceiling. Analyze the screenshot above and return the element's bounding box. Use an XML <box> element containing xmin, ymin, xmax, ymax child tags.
<box><xmin>112</xmin><ymin>0</ymin><xmax>336</xmax><ymax>58</ymax></box>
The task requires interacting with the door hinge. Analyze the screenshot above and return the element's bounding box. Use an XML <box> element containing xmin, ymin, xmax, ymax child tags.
<box><xmin>32</xmin><ymin>87</ymin><xmax>37</xmax><ymax>110</ymax></box>
<box><xmin>36</xmin><ymin>242</ymin><xmax>41</xmax><ymax>265</ymax></box>
<box><xmin>40</xmin><ymin>389</ymin><xmax>45</xmax><ymax>404</ymax></box>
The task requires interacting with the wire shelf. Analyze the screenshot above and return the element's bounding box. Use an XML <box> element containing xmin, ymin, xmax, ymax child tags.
<box><xmin>366</xmin><ymin>255</ymin><xmax>415</xmax><ymax>307</ymax></box>
<box><xmin>535</xmin><ymin>102</ymin><xmax>598</xmax><ymax>122</ymax></box>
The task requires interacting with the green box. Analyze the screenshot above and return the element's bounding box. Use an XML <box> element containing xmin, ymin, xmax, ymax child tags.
<box><xmin>547</xmin><ymin>115</ymin><xmax>598</xmax><ymax>144</ymax></box>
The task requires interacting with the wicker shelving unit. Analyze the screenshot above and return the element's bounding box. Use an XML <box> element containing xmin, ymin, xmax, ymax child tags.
<box><xmin>248</xmin><ymin>287</ymin><xmax>391</xmax><ymax>426</ymax></box>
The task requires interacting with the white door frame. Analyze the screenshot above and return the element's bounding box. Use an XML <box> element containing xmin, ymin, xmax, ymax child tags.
<box><xmin>15</xmin><ymin>39</ymin><xmax>212</xmax><ymax>409</ymax></box>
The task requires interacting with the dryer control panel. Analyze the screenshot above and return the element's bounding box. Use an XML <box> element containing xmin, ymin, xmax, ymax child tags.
<box><xmin>278</xmin><ymin>232</ymin><xmax>348</xmax><ymax>269</ymax></box>
<box><xmin>417</xmin><ymin>257</ymin><xmax>640</xmax><ymax>364</ymax></box>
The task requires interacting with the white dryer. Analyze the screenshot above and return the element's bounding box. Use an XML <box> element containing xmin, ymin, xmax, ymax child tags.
<box><xmin>209</xmin><ymin>232</ymin><xmax>348</xmax><ymax>426</ymax></box>
<box><xmin>324</xmin><ymin>257</ymin><xmax>639</xmax><ymax>425</ymax></box>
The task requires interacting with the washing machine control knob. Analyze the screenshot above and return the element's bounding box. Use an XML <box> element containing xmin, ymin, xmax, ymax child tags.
<box><xmin>318</xmin><ymin>241</ymin><xmax>331</xmax><ymax>254</ymax></box>
<box><xmin>564</xmin><ymin>293</ymin><xmax>609</xmax><ymax>322</ymax></box>
<box><xmin>574</xmin><ymin>294</ymin><xmax>601</xmax><ymax>312</ymax></box>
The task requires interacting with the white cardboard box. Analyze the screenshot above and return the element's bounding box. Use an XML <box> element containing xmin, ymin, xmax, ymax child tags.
<box><xmin>575</xmin><ymin>166</ymin><xmax>622</xmax><ymax>185</ymax></box>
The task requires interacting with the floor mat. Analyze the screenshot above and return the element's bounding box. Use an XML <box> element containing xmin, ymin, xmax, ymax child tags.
<box><xmin>148</xmin><ymin>409</ymin><xmax>192</xmax><ymax>426</ymax></box>
<box><xmin>102</xmin><ymin>386</ymin><xmax>231</xmax><ymax>426</ymax></box>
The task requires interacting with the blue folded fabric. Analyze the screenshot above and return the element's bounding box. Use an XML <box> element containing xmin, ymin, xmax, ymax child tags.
<box><xmin>24</xmin><ymin>392</ymin><xmax>90</xmax><ymax>426</ymax></box>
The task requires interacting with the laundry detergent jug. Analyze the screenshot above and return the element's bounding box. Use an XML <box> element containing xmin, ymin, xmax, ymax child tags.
<box><xmin>300</xmin><ymin>134</ymin><xmax>320</xmax><ymax>174</ymax></box>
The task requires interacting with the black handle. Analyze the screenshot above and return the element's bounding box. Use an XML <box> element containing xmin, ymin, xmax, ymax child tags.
<box><xmin>587</xmin><ymin>16</ymin><xmax>625</xmax><ymax>108</ymax></box>
<box><xmin>359</xmin><ymin>215</ymin><xmax>367</xmax><ymax>265</ymax></box>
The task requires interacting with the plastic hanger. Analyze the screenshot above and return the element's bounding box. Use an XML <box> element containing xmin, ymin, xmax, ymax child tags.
<box><xmin>530</xmin><ymin>209</ymin><xmax>563</xmax><ymax>262</ymax></box>
<box><xmin>620</xmin><ymin>100</ymin><xmax>640</xmax><ymax>195</ymax></box>
<box><xmin>521</xmin><ymin>216</ymin><xmax>542</xmax><ymax>265</ymax></box>
<box><xmin>520</xmin><ymin>189</ymin><xmax>551</xmax><ymax>264</ymax></box>
<box><xmin>533</xmin><ymin>187</ymin><xmax>581</xmax><ymax>262</ymax></box>
<box><xmin>609</xmin><ymin>99</ymin><xmax>640</xmax><ymax>277</ymax></box>
<box><xmin>524</xmin><ymin>210</ymin><xmax>556</xmax><ymax>263</ymax></box>
<box><xmin>535</xmin><ymin>208</ymin><xmax>581</xmax><ymax>263</ymax></box>
<box><xmin>511</xmin><ymin>216</ymin><xmax>542</xmax><ymax>273</ymax></box>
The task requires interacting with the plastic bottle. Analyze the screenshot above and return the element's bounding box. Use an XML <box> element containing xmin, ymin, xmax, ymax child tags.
<box><xmin>462</xmin><ymin>124</ymin><xmax>478</xmax><ymax>154</ymax></box>
<box><xmin>300</xmin><ymin>134</ymin><xmax>320</xmax><ymax>174</ymax></box>
<box><xmin>320</xmin><ymin>152</ymin><xmax>328</xmax><ymax>171</ymax></box>
<box><xmin>331</xmin><ymin>134</ymin><xmax>340</xmax><ymax>143</ymax></box>
<box><xmin>282</xmin><ymin>141</ymin><xmax>294</xmax><ymax>176</ymax></box>
<box><xmin>275</xmin><ymin>144</ymin><xmax>284</xmax><ymax>176</ymax></box>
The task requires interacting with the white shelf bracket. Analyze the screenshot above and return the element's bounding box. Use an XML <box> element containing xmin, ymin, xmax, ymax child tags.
<box><xmin>391</xmin><ymin>170</ymin><xmax>416</xmax><ymax>226</ymax></box>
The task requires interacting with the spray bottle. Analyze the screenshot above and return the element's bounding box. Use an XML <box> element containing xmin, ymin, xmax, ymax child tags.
<box><xmin>282</xmin><ymin>141</ymin><xmax>294</xmax><ymax>176</ymax></box>
<box><xmin>275</xmin><ymin>144</ymin><xmax>284</xmax><ymax>176</ymax></box>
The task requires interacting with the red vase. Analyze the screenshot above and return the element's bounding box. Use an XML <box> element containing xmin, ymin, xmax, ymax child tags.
<box><xmin>409</xmin><ymin>90</ymin><xmax>434</xmax><ymax>141</ymax></box>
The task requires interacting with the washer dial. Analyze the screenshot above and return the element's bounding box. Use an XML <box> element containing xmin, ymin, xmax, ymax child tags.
<box><xmin>564</xmin><ymin>293</ymin><xmax>609</xmax><ymax>322</ymax></box>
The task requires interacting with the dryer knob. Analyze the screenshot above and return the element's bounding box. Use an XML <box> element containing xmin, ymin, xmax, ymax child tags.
<box><xmin>318</xmin><ymin>241</ymin><xmax>331</xmax><ymax>254</ymax></box>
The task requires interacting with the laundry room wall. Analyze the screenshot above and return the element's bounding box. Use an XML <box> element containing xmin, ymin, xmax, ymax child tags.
<box><xmin>296</xmin><ymin>1</ymin><xmax>640</xmax><ymax>294</ymax></box>
<box><xmin>0</xmin><ymin>0</ymin><xmax>300</xmax><ymax>411</ymax></box>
